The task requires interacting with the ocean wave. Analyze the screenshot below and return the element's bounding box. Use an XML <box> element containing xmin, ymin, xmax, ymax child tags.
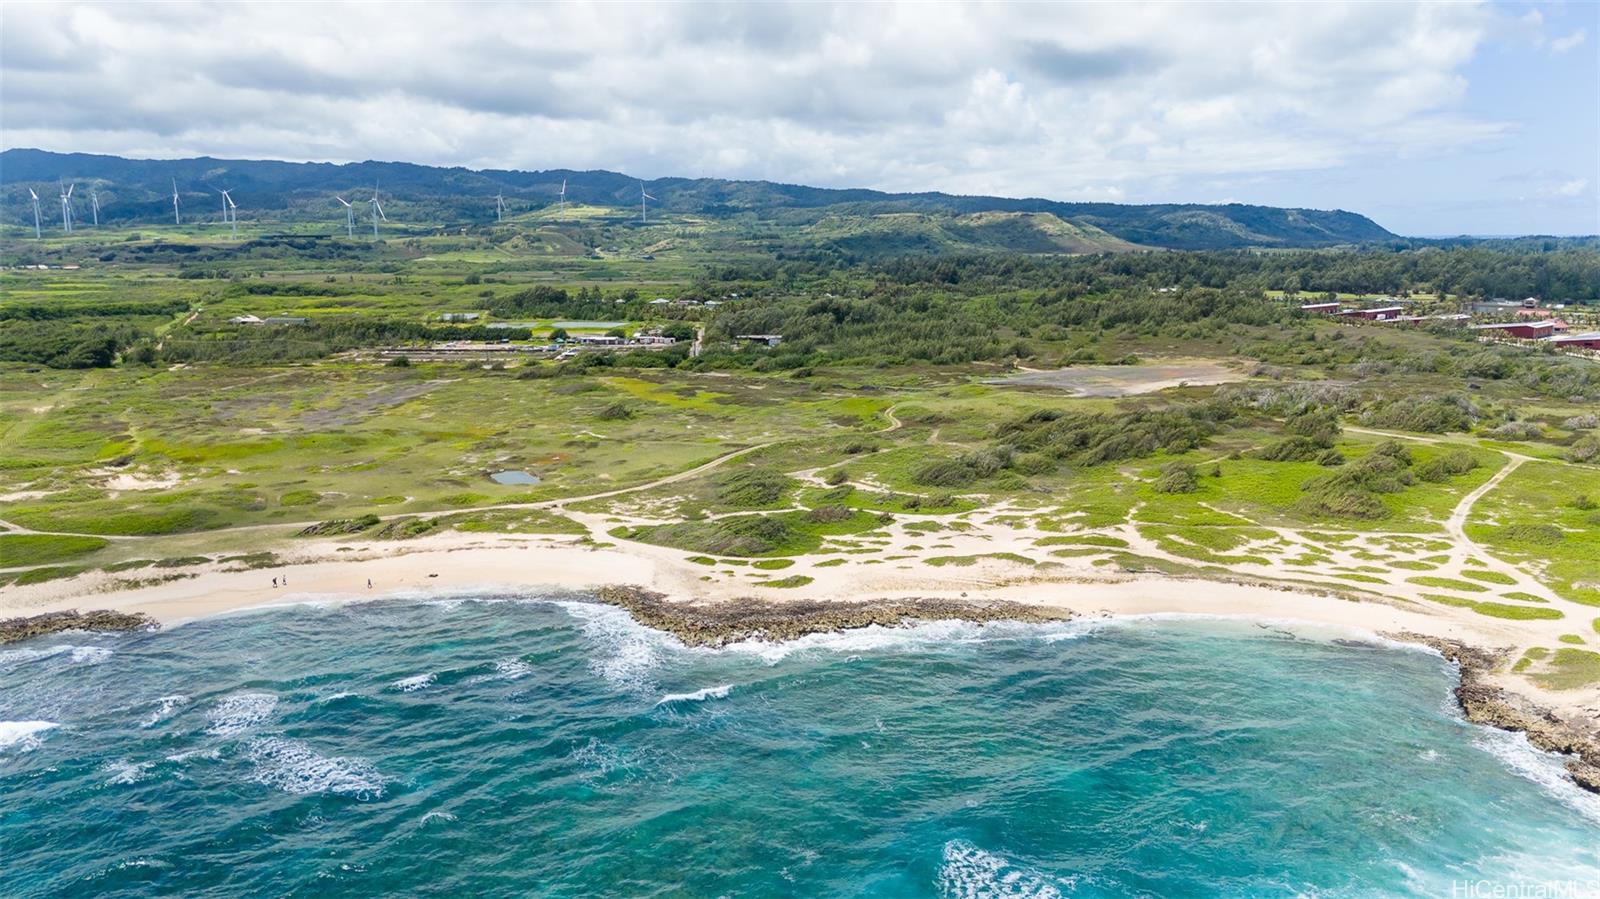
<box><xmin>0</xmin><ymin>720</ymin><xmax>58</xmax><ymax>754</ymax></box>
<box><xmin>0</xmin><ymin>643</ymin><xmax>113</xmax><ymax>669</ymax></box>
<box><xmin>554</xmin><ymin>601</ymin><xmax>667</xmax><ymax>692</ymax></box>
<box><xmin>205</xmin><ymin>692</ymin><xmax>278</xmax><ymax>736</ymax></box>
<box><xmin>657</xmin><ymin>684</ymin><xmax>733</xmax><ymax>706</ymax></box>
<box><xmin>165</xmin><ymin>747</ymin><xmax>222</xmax><ymax>763</ymax></box>
<box><xmin>717</xmin><ymin>619</ymin><xmax>1088</xmax><ymax>665</ymax></box>
<box><xmin>103</xmin><ymin>759</ymin><xmax>154</xmax><ymax>785</ymax></box>
<box><xmin>1472</xmin><ymin>729</ymin><xmax>1600</xmax><ymax>826</ymax></box>
<box><xmin>392</xmin><ymin>673</ymin><xmax>435</xmax><ymax>693</ymax></box>
<box><xmin>143</xmin><ymin>695</ymin><xmax>190</xmax><ymax>728</ymax></box>
<box><xmin>937</xmin><ymin>840</ymin><xmax>1071</xmax><ymax>899</ymax></box>
<box><xmin>245</xmin><ymin>737</ymin><xmax>388</xmax><ymax>798</ymax></box>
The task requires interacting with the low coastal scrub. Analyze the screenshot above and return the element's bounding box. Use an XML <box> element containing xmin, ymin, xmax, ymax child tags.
<box><xmin>1407</xmin><ymin>576</ymin><xmax>1490</xmax><ymax>593</ymax></box>
<box><xmin>297</xmin><ymin>514</ymin><xmax>381</xmax><ymax>537</ymax></box>
<box><xmin>618</xmin><ymin>509</ymin><xmax>878</xmax><ymax>557</ymax></box>
<box><xmin>757</xmin><ymin>575</ymin><xmax>813</xmax><ymax>589</ymax></box>
<box><xmin>1420</xmin><ymin>594</ymin><xmax>1563</xmax><ymax>621</ymax></box>
<box><xmin>0</xmin><ymin>534</ymin><xmax>109</xmax><ymax>568</ymax></box>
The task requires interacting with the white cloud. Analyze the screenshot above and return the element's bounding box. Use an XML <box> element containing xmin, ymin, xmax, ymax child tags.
<box><xmin>0</xmin><ymin>0</ymin><xmax>1507</xmax><ymax>202</ymax></box>
<box><xmin>1550</xmin><ymin>29</ymin><xmax>1588</xmax><ymax>53</ymax></box>
<box><xmin>1551</xmin><ymin>178</ymin><xmax>1590</xmax><ymax>198</ymax></box>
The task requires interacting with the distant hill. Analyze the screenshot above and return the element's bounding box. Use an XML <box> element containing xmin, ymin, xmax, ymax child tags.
<box><xmin>0</xmin><ymin>148</ymin><xmax>1394</xmax><ymax>251</ymax></box>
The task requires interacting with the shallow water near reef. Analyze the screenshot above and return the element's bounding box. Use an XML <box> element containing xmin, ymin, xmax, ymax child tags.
<box><xmin>3</xmin><ymin>592</ymin><xmax>1598</xmax><ymax>897</ymax></box>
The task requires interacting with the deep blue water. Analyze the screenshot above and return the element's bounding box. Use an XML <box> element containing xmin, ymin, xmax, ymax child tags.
<box><xmin>2</xmin><ymin>593</ymin><xmax>1597</xmax><ymax>897</ymax></box>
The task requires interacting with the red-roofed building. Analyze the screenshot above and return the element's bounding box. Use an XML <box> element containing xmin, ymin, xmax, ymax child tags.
<box><xmin>1300</xmin><ymin>302</ymin><xmax>1341</xmax><ymax>314</ymax></box>
<box><xmin>1471</xmin><ymin>321</ymin><xmax>1555</xmax><ymax>339</ymax></box>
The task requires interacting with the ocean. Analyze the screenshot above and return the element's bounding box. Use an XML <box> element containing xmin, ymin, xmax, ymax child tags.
<box><xmin>2</xmin><ymin>591</ymin><xmax>1597</xmax><ymax>897</ymax></box>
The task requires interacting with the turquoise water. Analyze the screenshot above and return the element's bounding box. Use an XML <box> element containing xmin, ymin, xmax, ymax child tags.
<box><xmin>2</xmin><ymin>593</ymin><xmax>1597</xmax><ymax>897</ymax></box>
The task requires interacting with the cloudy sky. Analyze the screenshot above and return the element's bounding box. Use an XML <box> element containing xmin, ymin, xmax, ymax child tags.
<box><xmin>3</xmin><ymin>0</ymin><xmax>1595</xmax><ymax>235</ymax></box>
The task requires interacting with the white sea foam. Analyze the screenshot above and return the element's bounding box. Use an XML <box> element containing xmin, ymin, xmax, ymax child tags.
<box><xmin>0</xmin><ymin>720</ymin><xmax>58</xmax><ymax>753</ymax></box>
<box><xmin>1473</xmin><ymin>729</ymin><xmax>1600</xmax><ymax>826</ymax></box>
<box><xmin>245</xmin><ymin>737</ymin><xmax>388</xmax><ymax>798</ymax></box>
<box><xmin>495</xmin><ymin>657</ymin><xmax>532</xmax><ymax>678</ymax></box>
<box><xmin>657</xmin><ymin>684</ymin><xmax>733</xmax><ymax>706</ymax></box>
<box><xmin>165</xmin><ymin>747</ymin><xmax>222</xmax><ymax>763</ymax></box>
<box><xmin>554</xmin><ymin>600</ymin><xmax>667</xmax><ymax>691</ymax></box>
<box><xmin>420</xmin><ymin>810</ymin><xmax>458</xmax><ymax>824</ymax></box>
<box><xmin>0</xmin><ymin>643</ymin><xmax>113</xmax><ymax>668</ymax></box>
<box><xmin>205</xmin><ymin>692</ymin><xmax>278</xmax><ymax>736</ymax></box>
<box><xmin>937</xmin><ymin>840</ymin><xmax>1069</xmax><ymax>899</ymax></box>
<box><xmin>70</xmin><ymin>646</ymin><xmax>113</xmax><ymax>665</ymax></box>
<box><xmin>392</xmin><ymin>673</ymin><xmax>435</xmax><ymax>692</ymax></box>
<box><xmin>717</xmin><ymin>618</ymin><xmax>1086</xmax><ymax>665</ymax></box>
<box><xmin>103</xmin><ymin>759</ymin><xmax>154</xmax><ymax>785</ymax></box>
<box><xmin>143</xmin><ymin>695</ymin><xmax>190</xmax><ymax>728</ymax></box>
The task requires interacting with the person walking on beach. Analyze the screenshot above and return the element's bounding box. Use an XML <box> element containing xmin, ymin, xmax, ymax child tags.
<box><xmin>272</xmin><ymin>577</ymin><xmax>278</xmax><ymax>588</ymax></box>
<box><xmin>367</xmin><ymin>578</ymin><xmax>372</xmax><ymax>589</ymax></box>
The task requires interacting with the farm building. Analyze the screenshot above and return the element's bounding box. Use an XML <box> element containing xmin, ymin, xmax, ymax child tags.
<box><xmin>575</xmin><ymin>334</ymin><xmax>625</xmax><ymax>346</ymax></box>
<box><xmin>1549</xmin><ymin>331</ymin><xmax>1600</xmax><ymax>350</ymax></box>
<box><xmin>1471</xmin><ymin>321</ymin><xmax>1555</xmax><ymax>339</ymax></box>
<box><xmin>1299</xmin><ymin>302</ymin><xmax>1340</xmax><ymax>314</ymax></box>
<box><xmin>1335</xmin><ymin>306</ymin><xmax>1404</xmax><ymax>321</ymax></box>
<box><xmin>229</xmin><ymin>314</ymin><xmax>263</xmax><ymax>325</ymax></box>
<box><xmin>440</xmin><ymin>312</ymin><xmax>481</xmax><ymax>322</ymax></box>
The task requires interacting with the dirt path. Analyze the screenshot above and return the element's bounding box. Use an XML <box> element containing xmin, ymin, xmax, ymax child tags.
<box><xmin>0</xmin><ymin>442</ymin><xmax>778</xmax><ymax>545</ymax></box>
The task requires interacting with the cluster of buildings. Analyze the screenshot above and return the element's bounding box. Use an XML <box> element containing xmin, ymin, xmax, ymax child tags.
<box><xmin>1299</xmin><ymin>297</ymin><xmax>1599</xmax><ymax>351</ymax></box>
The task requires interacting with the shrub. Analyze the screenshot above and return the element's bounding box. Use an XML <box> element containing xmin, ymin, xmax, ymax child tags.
<box><xmin>1562</xmin><ymin>414</ymin><xmax>1598</xmax><ymax>431</ymax></box>
<box><xmin>1316</xmin><ymin>449</ymin><xmax>1345</xmax><ymax>467</ymax></box>
<box><xmin>1257</xmin><ymin>436</ymin><xmax>1322</xmax><ymax>462</ymax></box>
<box><xmin>1569</xmin><ymin>436</ymin><xmax>1599</xmax><ymax>464</ymax></box>
<box><xmin>716</xmin><ymin>468</ymin><xmax>792</xmax><ymax>507</ymax></box>
<box><xmin>824</xmin><ymin>469</ymin><xmax>849</xmax><ymax>486</ymax></box>
<box><xmin>596</xmin><ymin>401</ymin><xmax>634</xmax><ymax>421</ymax></box>
<box><xmin>1498</xmin><ymin>523</ymin><xmax>1563</xmax><ymax>545</ymax></box>
<box><xmin>1488</xmin><ymin>420</ymin><xmax>1541</xmax><ymax>440</ymax></box>
<box><xmin>806</xmin><ymin>505</ymin><xmax>853</xmax><ymax>523</ymax></box>
<box><xmin>1152</xmin><ymin>462</ymin><xmax>1198</xmax><ymax>494</ymax></box>
<box><xmin>1415</xmin><ymin>449</ymin><xmax>1478</xmax><ymax>482</ymax></box>
<box><xmin>386</xmin><ymin>355</ymin><xmax>411</xmax><ymax>368</ymax></box>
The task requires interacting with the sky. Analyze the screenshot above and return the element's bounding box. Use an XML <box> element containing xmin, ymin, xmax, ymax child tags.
<box><xmin>2</xmin><ymin>0</ymin><xmax>1596</xmax><ymax>236</ymax></box>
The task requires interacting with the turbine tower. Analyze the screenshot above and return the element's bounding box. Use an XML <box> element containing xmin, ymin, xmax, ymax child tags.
<box><xmin>335</xmin><ymin>195</ymin><xmax>354</xmax><ymax>237</ymax></box>
<box><xmin>368</xmin><ymin>183</ymin><xmax>386</xmax><ymax>239</ymax></box>
<box><xmin>59</xmin><ymin>181</ymin><xmax>74</xmax><ymax>234</ymax></box>
<box><xmin>90</xmin><ymin>188</ymin><xmax>100</xmax><ymax>227</ymax></box>
<box><xmin>172</xmin><ymin>179</ymin><xmax>182</xmax><ymax>225</ymax></box>
<box><xmin>28</xmin><ymin>188</ymin><xmax>41</xmax><ymax>238</ymax></box>
<box><xmin>640</xmin><ymin>181</ymin><xmax>656</xmax><ymax>224</ymax></box>
<box><xmin>559</xmin><ymin>179</ymin><xmax>567</xmax><ymax>218</ymax></box>
<box><xmin>222</xmin><ymin>189</ymin><xmax>238</xmax><ymax>236</ymax></box>
<box><xmin>495</xmin><ymin>191</ymin><xmax>506</xmax><ymax>222</ymax></box>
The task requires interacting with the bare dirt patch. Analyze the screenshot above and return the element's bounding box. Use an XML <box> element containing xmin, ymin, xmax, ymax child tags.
<box><xmin>984</xmin><ymin>359</ymin><xmax>1246</xmax><ymax>397</ymax></box>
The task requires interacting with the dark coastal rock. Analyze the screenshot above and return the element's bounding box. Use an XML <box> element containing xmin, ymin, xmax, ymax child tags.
<box><xmin>1387</xmin><ymin>631</ymin><xmax>1600</xmax><ymax>795</ymax></box>
<box><xmin>0</xmin><ymin>609</ymin><xmax>158</xmax><ymax>645</ymax></box>
<box><xmin>596</xmin><ymin>585</ymin><xmax>1072</xmax><ymax>648</ymax></box>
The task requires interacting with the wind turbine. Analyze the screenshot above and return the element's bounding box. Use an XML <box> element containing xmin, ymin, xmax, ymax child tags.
<box><xmin>495</xmin><ymin>191</ymin><xmax>506</xmax><ymax>222</ymax></box>
<box><xmin>222</xmin><ymin>189</ymin><xmax>238</xmax><ymax>236</ymax></box>
<box><xmin>335</xmin><ymin>195</ymin><xmax>354</xmax><ymax>237</ymax></box>
<box><xmin>640</xmin><ymin>181</ymin><xmax>656</xmax><ymax>224</ymax></box>
<box><xmin>28</xmin><ymin>188</ymin><xmax>41</xmax><ymax>238</ymax></box>
<box><xmin>558</xmin><ymin>179</ymin><xmax>567</xmax><ymax>218</ymax></box>
<box><xmin>89</xmin><ymin>188</ymin><xmax>100</xmax><ymax>228</ymax></box>
<box><xmin>368</xmin><ymin>183</ymin><xmax>386</xmax><ymax>239</ymax></box>
<box><xmin>59</xmin><ymin>181</ymin><xmax>74</xmax><ymax>234</ymax></box>
<box><xmin>172</xmin><ymin>179</ymin><xmax>182</xmax><ymax>225</ymax></box>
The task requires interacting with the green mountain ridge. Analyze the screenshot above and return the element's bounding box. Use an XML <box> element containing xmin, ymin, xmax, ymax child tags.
<box><xmin>1</xmin><ymin>148</ymin><xmax>1394</xmax><ymax>252</ymax></box>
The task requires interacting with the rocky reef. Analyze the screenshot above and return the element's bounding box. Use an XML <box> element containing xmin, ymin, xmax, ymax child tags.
<box><xmin>596</xmin><ymin>585</ymin><xmax>1072</xmax><ymax>648</ymax></box>
<box><xmin>0</xmin><ymin>609</ymin><xmax>158</xmax><ymax>645</ymax></box>
<box><xmin>1389</xmin><ymin>631</ymin><xmax>1600</xmax><ymax>795</ymax></box>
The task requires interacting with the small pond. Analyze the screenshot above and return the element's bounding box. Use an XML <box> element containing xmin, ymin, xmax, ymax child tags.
<box><xmin>488</xmin><ymin>470</ymin><xmax>541</xmax><ymax>485</ymax></box>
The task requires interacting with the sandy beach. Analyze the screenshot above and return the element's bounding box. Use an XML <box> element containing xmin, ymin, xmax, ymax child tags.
<box><xmin>5</xmin><ymin>527</ymin><xmax>1597</xmax><ymax>730</ymax></box>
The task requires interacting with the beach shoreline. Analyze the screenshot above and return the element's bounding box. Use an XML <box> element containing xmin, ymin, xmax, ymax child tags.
<box><xmin>5</xmin><ymin>530</ymin><xmax>1599</xmax><ymax>789</ymax></box>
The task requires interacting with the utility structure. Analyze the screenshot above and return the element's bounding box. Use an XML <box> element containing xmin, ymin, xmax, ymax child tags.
<box><xmin>89</xmin><ymin>188</ymin><xmax>100</xmax><ymax>227</ymax></box>
<box><xmin>368</xmin><ymin>184</ymin><xmax>386</xmax><ymax>239</ymax></box>
<box><xmin>639</xmin><ymin>181</ymin><xmax>656</xmax><ymax>224</ymax></box>
<box><xmin>28</xmin><ymin>188</ymin><xmax>41</xmax><ymax>238</ymax></box>
<box><xmin>495</xmin><ymin>191</ymin><xmax>506</xmax><ymax>222</ymax></box>
<box><xmin>171</xmin><ymin>179</ymin><xmax>182</xmax><ymax>225</ymax></box>
<box><xmin>59</xmin><ymin>181</ymin><xmax>74</xmax><ymax>234</ymax></box>
<box><xmin>335</xmin><ymin>195</ymin><xmax>355</xmax><ymax>237</ymax></box>
<box><xmin>221</xmin><ymin>189</ymin><xmax>238</xmax><ymax>236</ymax></box>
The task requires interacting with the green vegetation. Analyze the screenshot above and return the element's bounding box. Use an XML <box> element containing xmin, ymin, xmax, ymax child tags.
<box><xmin>0</xmin><ymin>534</ymin><xmax>109</xmax><ymax>567</ymax></box>
<box><xmin>1420</xmin><ymin>594</ymin><xmax>1563</xmax><ymax>621</ymax></box>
